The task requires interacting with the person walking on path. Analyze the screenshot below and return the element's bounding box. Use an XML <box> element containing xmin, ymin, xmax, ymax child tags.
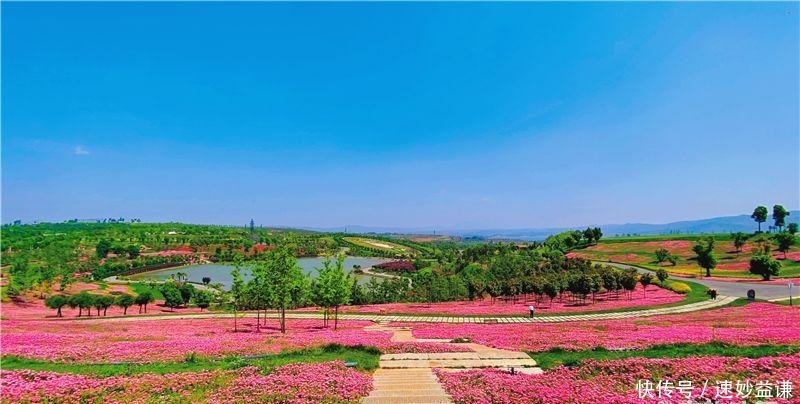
<box><xmin>529</xmin><ymin>305</ymin><xmax>535</xmax><ymax>318</ymax></box>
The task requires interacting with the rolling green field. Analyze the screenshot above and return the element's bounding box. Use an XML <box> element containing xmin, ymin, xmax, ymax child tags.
<box><xmin>343</xmin><ymin>236</ymin><xmax>416</xmax><ymax>256</ymax></box>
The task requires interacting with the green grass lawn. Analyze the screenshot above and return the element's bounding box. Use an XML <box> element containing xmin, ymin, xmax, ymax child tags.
<box><xmin>529</xmin><ymin>342</ymin><xmax>800</xmax><ymax>370</ymax></box>
<box><xmin>128</xmin><ymin>282</ymin><xmax>165</xmax><ymax>300</ymax></box>
<box><xmin>1</xmin><ymin>344</ymin><xmax>380</xmax><ymax>376</ymax></box>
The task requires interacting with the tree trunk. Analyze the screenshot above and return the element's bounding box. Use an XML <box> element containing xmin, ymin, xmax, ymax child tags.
<box><xmin>234</xmin><ymin>306</ymin><xmax>238</xmax><ymax>332</ymax></box>
<box><xmin>280</xmin><ymin>307</ymin><xmax>286</xmax><ymax>333</ymax></box>
<box><xmin>334</xmin><ymin>306</ymin><xmax>339</xmax><ymax>330</ymax></box>
<box><xmin>124</xmin><ymin>307</ymin><xmax>128</xmax><ymax>315</ymax></box>
<box><xmin>706</xmin><ymin>268</ymin><xmax>710</xmax><ymax>277</ymax></box>
<box><xmin>57</xmin><ymin>307</ymin><xmax>62</xmax><ymax>317</ymax></box>
<box><xmin>78</xmin><ymin>308</ymin><xmax>82</xmax><ymax>317</ymax></box>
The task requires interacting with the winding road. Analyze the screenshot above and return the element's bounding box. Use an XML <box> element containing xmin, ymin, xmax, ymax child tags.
<box><xmin>604</xmin><ymin>262</ymin><xmax>795</xmax><ymax>301</ymax></box>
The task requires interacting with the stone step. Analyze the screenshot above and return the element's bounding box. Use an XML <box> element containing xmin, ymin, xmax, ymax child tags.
<box><xmin>380</xmin><ymin>358</ymin><xmax>539</xmax><ymax>368</ymax></box>
<box><xmin>372</xmin><ymin>377</ymin><xmax>441</xmax><ymax>382</ymax></box>
<box><xmin>362</xmin><ymin>396</ymin><xmax>452</xmax><ymax>404</ymax></box>
<box><xmin>368</xmin><ymin>389</ymin><xmax>449</xmax><ymax>397</ymax></box>
<box><xmin>372</xmin><ymin>380</ymin><xmax>440</xmax><ymax>385</ymax></box>
<box><xmin>372</xmin><ymin>382</ymin><xmax>442</xmax><ymax>388</ymax></box>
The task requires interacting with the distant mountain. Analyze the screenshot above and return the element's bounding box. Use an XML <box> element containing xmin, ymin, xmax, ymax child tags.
<box><xmin>309</xmin><ymin>211</ymin><xmax>800</xmax><ymax>241</ymax></box>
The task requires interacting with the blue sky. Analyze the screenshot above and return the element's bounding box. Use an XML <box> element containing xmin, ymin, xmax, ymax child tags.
<box><xmin>2</xmin><ymin>2</ymin><xmax>798</xmax><ymax>229</ymax></box>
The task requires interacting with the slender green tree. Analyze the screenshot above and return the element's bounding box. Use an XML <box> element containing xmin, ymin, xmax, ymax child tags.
<box><xmin>751</xmin><ymin>206</ymin><xmax>769</xmax><ymax>233</ymax></box>
<box><xmin>788</xmin><ymin>223</ymin><xmax>799</xmax><ymax>235</ymax></box>
<box><xmin>314</xmin><ymin>255</ymin><xmax>351</xmax><ymax>329</ymax></box>
<box><xmin>265</xmin><ymin>248</ymin><xmax>309</xmax><ymax>333</ymax></box>
<box><xmin>230</xmin><ymin>266</ymin><xmax>245</xmax><ymax>332</ymax></box>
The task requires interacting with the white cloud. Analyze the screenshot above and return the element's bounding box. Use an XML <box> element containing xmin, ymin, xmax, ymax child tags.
<box><xmin>74</xmin><ymin>146</ymin><xmax>90</xmax><ymax>155</ymax></box>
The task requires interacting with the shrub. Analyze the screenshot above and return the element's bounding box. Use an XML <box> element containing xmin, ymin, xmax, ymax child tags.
<box><xmin>749</xmin><ymin>255</ymin><xmax>781</xmax><ymax>281</ymax></box>
<box><xmin>665</xmin><ymin>281</ymin><xmax>692</xmax><ymax>294</ymax></box>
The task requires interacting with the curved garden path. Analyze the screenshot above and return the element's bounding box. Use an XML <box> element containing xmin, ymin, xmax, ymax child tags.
<box><xmin>604</xmin><ymin>262</ymin><xmax>795</xmax><ymax>301</ymax></box>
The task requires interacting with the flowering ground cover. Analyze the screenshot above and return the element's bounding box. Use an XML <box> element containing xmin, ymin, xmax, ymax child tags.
<box><xmin>435</xmin><ymin>354</ymin><xmax>800</xmax><ymax>403</ymax></box>
<box><xmin>399</xmin><ymin>303</ymin><xmax>800</xmax><ymax>352</ymax></box>
<box><xmin>0</xmin><ymin>318</ymin><xmax>469</xmax><ymax>363</ymax></box>
<box><xmin>1</xmin><ymin>361</ymin><xmax>372</xmax><ymax>403</ymax></box>
<box><xmin>299</xmin><ymin>283</ymin><xmax>682</xmax><ymax>316</ymax></box>
<box><xmin>577</xmin><ymin>238</ymin><xmax>800</xmax><ymax>279</ymax></box>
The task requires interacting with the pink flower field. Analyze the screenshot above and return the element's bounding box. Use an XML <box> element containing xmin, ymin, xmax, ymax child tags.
<box><xmin>435</xmin><ymin>354</ymin><xmax>800</xmax><ymax>403</ymax></box>
<box><xmin>400</xmin><ymin>303</ymin><xmax>800</xmax><ymax>352</ymax></box>
<box><xmin>0</xmin><ymin>318</ymin><xmax>470</xmax><ymax>363</ymax></box>
<box><xmin>300</xmin><ymin>284</ymin><xmax>682</xmax><ymax>316</ymax></box>
<box><xmin>1</xmin><ymin>361</ymin><xmax>372</xmax><ymax>404</ymax></box>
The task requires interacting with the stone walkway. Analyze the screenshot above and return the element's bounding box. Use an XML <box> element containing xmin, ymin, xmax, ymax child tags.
<box><xmin>289</xmin><ymin>295</ymin><xmax>736</xmax><ymax>323</ymax></box>
<box><xmin>64</xmin><ymin>295</ymin><xmax>737</xmax><ymax>324</ymax></box>
<box><xmin>362</xmin><ymin>323</ymin><xmax>541</xmax><ymax>403</ymax></box>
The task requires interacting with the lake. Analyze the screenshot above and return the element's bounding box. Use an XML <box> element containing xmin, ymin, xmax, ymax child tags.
<box><xmin>128</xmin><ymin>256</ymin><xmax>389</xmax><ymax>289</ymax></box>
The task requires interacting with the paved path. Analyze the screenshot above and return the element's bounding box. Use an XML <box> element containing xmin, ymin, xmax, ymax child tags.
<box><xmin>362</xmin><ymin>324</ymin><xmax>540</xmax><ymax>403</ymax></box>
<box><xmin>58</xmin><ymin>295</ymin><xmax>737</xmax><ymax>324</ymax></box>
<box><xmin>605</xmin><ymin>262</ymin><xmax>794</xmax><ymax>300</ymax></box>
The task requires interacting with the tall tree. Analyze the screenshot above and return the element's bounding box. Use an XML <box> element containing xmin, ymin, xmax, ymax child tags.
<box><xmin>230</xmin><ymin>265</ymin><xmax>245</xmax><ymax>332</ymax></box>
<box><xmin>264</xmin><ymin>248</ymin><xmax>310</xmax><ymax>333</ymax></box>
<box><xmin>314</xmin><ymin>255</ymin><xmax>351</xmax><ymax>330</ymax></box>
<box><xmin>692</xmin><ymin>237</ymin><xmax>717</xmax><ymax>277</ymax></box>
<box><xmin>773</xmin><ymin>205</ymin><xmax>790</xmax><ymax>231</ymax></box>
<box><xmin>751</xmin><ymin>206</ymin><xmax>769</xmax><ymax>233</ymax></box>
